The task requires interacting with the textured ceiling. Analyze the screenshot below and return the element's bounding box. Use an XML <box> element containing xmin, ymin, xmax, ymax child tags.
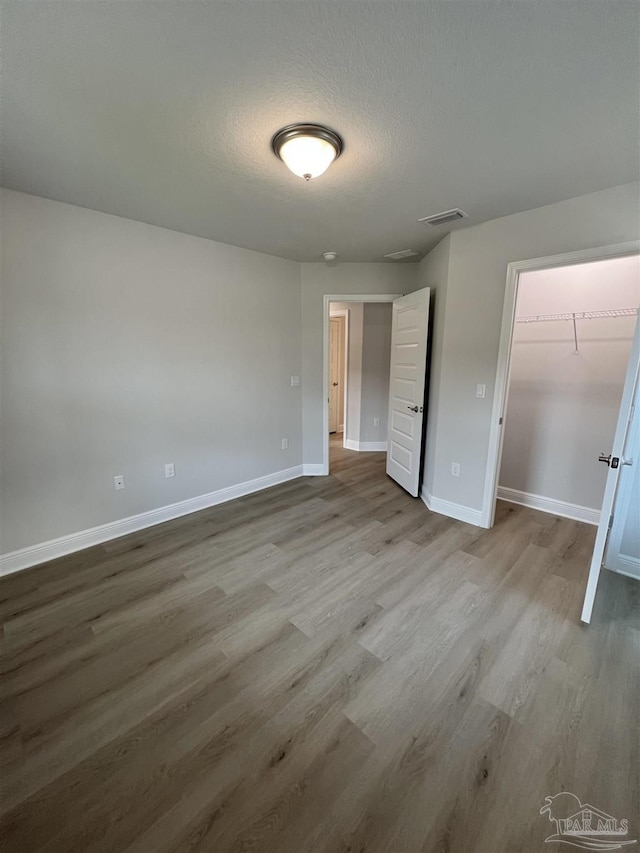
<box><xmin>2</xmin><ymin>1</ymin><xmax>639</xmax><ymax>262</ymax></box>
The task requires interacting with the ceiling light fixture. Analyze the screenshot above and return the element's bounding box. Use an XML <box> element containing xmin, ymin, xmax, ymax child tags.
<box><xmin>271</xmin><ymin>123</ymin><xmax>343</xmax><ymax>181</ymax></box>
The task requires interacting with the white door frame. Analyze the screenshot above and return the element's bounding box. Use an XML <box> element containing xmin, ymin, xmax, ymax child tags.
<box><xmin>329</xmin><ymin>309</ymin><xmax>349</xmax><ymax>442</ymax></box>
<box><xmin>481</xmin><ymin>241</ymin><xmax>640</xmax><ymax>529</ymax></box>
<box><xmin>323</xmin><ymin>294</ymin><xmax>402</xmax><ymax>475</ymax></box>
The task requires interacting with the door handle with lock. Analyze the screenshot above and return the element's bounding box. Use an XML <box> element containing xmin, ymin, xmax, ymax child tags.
<box><xmin>598</xmin><ymin>454</ymin><xmax>623</xmax><ymax>469</ymax></box>
<box><xmin>598</xmin><ymin>454</ymin><xmax>635</xmax><ymax>468</ymax></box>
<box><xmin>407</xmin><ymin>405</ymin><xmax>423</xmax><ymax>413</ymax></box>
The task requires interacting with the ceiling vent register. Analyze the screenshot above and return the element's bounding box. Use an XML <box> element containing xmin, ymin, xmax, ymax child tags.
<box><xmin>384</xmin><ymin>249</ymin><xmax>420</xmax><ymax>260</ymax></box>
<box><xmin>418</xmin><ymin>208</ymin><xmax>468</xmax><ymax>226</ymax></box>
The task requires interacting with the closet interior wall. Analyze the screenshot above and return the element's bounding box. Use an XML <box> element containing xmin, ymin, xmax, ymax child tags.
<box><xmin>499</xmin><ymin>255</ymin><xmax>640</xmax><ymax>518</ymax></box>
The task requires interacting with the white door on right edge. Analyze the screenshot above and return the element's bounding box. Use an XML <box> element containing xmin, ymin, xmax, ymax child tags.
<box><xmin>581</xmin><ymin>311</ymin><xmax>639</xmax><ymax>623</ymax></box>
<box><xmin>386</xmin><ymin>288</ymin><xmax>431</xmax><ymax>497</ymax></box>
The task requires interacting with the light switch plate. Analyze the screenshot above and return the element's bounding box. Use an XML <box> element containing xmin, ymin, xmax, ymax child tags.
<box><xmin>476</xmin><ymin>384</ymin><xmax>486</xmax><ymax>398</ymax></box>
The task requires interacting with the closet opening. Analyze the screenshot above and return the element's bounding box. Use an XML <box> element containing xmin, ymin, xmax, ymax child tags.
<box><xmin>494</xmin><ymin>253</ymin><xmax>639</xmax><ymax>528</ymax></box>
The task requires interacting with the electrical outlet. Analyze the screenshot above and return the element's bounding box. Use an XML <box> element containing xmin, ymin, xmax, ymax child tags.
<box><xmin>114</xmin><ymin>475</ymin><xmax>125</xmax><ymax>490</ymax></box>
<box><xmin>165</xmin><ymin>463</ymin><xmax>175</xmax><ymax>478</ymax></box>
<box><xmin>451</xmin><ymin>462</ymin><xmax>461</xmax><ymax>478</ymax></box>
<box><xmin>476</xmin><ymin>384</ymin><xmax>486</xmax><ymax>399</ymax></box>
<box><xmin>373</xmin><ymin>417</ymin><xmax>381</xmax><ymax>427</ymax></box>
<box><xmin>281</xmin><ymin>438</ymin><xmax>288</xmax><ymax>450</ymax></box>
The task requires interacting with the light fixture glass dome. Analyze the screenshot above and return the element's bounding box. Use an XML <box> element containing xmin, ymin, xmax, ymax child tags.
<box><xmin>272</xmin><ymin>124</ymin><xmax>343</xmax><ymax>181</ymax></box>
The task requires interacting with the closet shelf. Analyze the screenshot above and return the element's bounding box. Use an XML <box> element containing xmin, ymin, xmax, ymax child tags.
<box><xmin>515</xmin><ymin>308</ymin><xmax>637</xmax><ymax>323</ymax></box>
<box><xmin>514</xmin><ymin>307</ymin><xmax>637</xmax><ymax>354</ymax></box>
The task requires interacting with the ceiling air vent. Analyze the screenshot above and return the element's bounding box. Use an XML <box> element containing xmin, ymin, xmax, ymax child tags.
<box><xmin>384</xmin><ymin>248</ymin><xmax>420</xmax><ymax>260</ymax></box>
<box><xmin>418</xmin><ymin>208</ymin><xmax>468</xmax><ymax>227</ymax></box>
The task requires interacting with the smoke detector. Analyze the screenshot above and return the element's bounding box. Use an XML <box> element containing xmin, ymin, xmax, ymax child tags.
<box><xmin>322</xmin><ymin>251</ymin><xmax>338</xmax><ymax>265</ymax></box>
<box><xmin>418</xmin><ymin>208</ymin><xmax>468</xmax><ymax>227</ymax></box>
<box><xmin>384</xmin><ymin>249</ymin><xmax>420</xmax><ymax>260</ymax></box>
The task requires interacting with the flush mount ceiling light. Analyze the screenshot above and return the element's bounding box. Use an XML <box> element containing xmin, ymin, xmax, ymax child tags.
<box><xmin>271</xmin><ymin>123</ymin><xmax>343</xmax><ymax>181</ymax></box>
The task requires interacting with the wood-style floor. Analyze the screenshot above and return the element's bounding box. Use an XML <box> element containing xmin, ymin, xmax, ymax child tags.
<box><xmin>1</xmin><ymin>437</ymin><xmax>638</xmax><ymax>852</ymax></box>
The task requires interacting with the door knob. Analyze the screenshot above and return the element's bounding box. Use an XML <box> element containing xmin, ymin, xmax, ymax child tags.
<box><xmin>332</xmin><ymin>382</ymin><xmax>339</xmax><ymax>387</ymax></box>
<box><xmin>598</xmin><ymin>454</ymin><xmax>620</xmax><ymax>468</ymax></box>
<box><xmin>407</xmin><ymin>405</ymin><xmax>422</xmax><ymax>413</ymax></box>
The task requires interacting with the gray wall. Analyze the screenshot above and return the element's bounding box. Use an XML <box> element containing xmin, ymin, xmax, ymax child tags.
<box><xmin>300</xmin><ymin>263</ymin><xmax>418</xmax><ymax>467</ymax></box>
<box><xmin>4</xmin><ymin>181</ymin><xmax>639</xmax><ymax>555</ymax></box>
<box><xmin>1</xmin><ymin>190</ymin><xmax>302</xmax><ymax>553</ymax></box>
<box><xmin>420</xmin><ymin>181</ymin><xmax>640</xmax><ymax>513</ymax></box>
<box><xmin>360</xmin><ymin>303</ymin><xmax>392</xmax><ymax>443</ymax></box>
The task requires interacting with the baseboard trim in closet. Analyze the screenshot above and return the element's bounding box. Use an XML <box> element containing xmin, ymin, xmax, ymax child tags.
<box><xmin>605</xmin><ymin>554</ymin><xmax>640</xmax><ymax>580</ymax></box>
<box><xmin>497</xmin><ymin>486</ymin><xmax>600</xmax><ymax>525</ymax></box>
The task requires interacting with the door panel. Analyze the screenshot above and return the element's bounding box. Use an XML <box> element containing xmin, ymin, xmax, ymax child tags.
<box><xmin>604</xmin><ymin>374</ymin><xmax>640</xmax><ymax>578</ymax></box>
<box><xmin>386</xmin><ymin>288</ymin><xmax>430</xmax><ymax>496</ymax></box>
<box><xmin>581</xmin><ymin>311</ymin><xmax>639</xmax><ymax>622</ymax></box>
<box><xmin>391</xmin><ymin>410</ymin><xmax>415</xmax><ymax>440</ymax></box>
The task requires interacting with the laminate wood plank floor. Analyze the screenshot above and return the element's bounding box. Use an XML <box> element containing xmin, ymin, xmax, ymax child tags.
<box><xmin>1</xmin><ymin>436</ymin><xmax>638</xmax><ymax>852</ymax></box>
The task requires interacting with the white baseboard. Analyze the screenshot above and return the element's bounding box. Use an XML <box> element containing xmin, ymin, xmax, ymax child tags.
<box><xmin>302</xmin><ymin>463</ymin><xmax>326</xmax><ymax>476</ymax></box>
<box><xmin>420</xmin><ymin>487</ymin><xmax>484</xmax><ymax>527</ymax></box>
<box><xmin>606</xmin><ymin>553</ymin><xmax>640</xmax><ymax>579</ymax></box>
<box><xmin>343</xmin><ymin>439</ymin><xmax>388</xmax><ymax>452</ymax></box>
<box><xmin>497</xmin><ymin>486</ymin><xmax>600</xmax><ymax>526</ymax></box>
<box><xmin>0</xmin><ymin>465</ymin><xmax>304</xmax><ymax>577</ymax></box>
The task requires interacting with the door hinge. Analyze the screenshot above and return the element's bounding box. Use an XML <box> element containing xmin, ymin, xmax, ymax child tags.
<box><xmin>498</xmin><ymin>417</ymin><xmax>503</xmax><ymax>425</ymax></box>
<box><xmin>608</xmin><ymin>513</ymin><xmax>614</xmax><ymax>530</ymax></box>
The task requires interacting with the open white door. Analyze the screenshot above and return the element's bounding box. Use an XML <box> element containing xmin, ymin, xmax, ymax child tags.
<box><xmin>386</xmin><ymin>288</ymin><xmax>430</xmax><ymax>496</ymax></box>
<box><xmin>581</xmin><ymin>311</ymin><xmax>640</xmax><ymax>623</ymax></box>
